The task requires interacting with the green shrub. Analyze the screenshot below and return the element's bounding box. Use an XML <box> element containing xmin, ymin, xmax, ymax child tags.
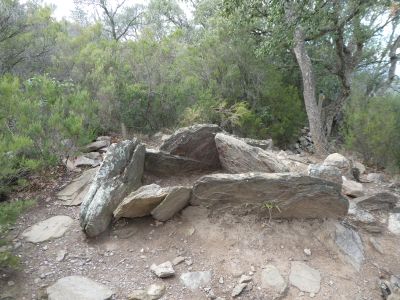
<box><xmin>0</xmin><ymin>199</ymin><xmax>35</xmax><ymax>269</ymax></box>
<box><xmin>344</xmin><ymin>91</ymin><xmax>400</xmax><ymax>171</ymax></box>
<box><xmin>0</xmin><ymin>75</ymin><xmax>99</xmax><ymax>194</ymax></box>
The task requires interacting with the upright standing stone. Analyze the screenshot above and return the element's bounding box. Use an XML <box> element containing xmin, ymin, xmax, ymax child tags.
<box><xmin>160</xmin><ymin>124</ymin><xmax>221</xmax><ymax>167</ymax></box>
<box><xmin>80</xmin><ymin>139</ymin><xmax>145</xmax><ymax>237</ymax></box>
<box><xmin>151</xmin><ymin>187</ymin><xmax>191</xmax><ymax>221</ymax></box>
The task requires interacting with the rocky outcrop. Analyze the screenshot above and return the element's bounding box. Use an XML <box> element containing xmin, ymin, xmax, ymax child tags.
<box><xmin>215</xmin><ymin>133</ymin><xmax>288</xmax><ymax>173</ymax></box>
<box><xmin>144</xmin><ymin>149</ymin><xmax>212</xmax><ymax>176</ymax></box>
<box><xmin>151</xmin><ymin>187</ymin><xmax>191</xmax><ymax>221</ymax></box>
<box><xmin>191</xmin><ymin>173</ymin><xmax>348</xmax><ymax>218</ymax></box>
<box><xmin>80</xmin><ymin>139</ymin><xmax>145</xmax><ymax>237</ymax></box>
<box><xmin>113</xmin><ymin>184</ymin><xmax>170</xmax><ymax>219</ymax></box>
<box><xmin>160</xmin><ymin>124</ymin><xmax>221</xmax><ymax>167</ymax></box>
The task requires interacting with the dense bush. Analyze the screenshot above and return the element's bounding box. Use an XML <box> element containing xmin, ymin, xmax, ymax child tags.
<box><xmin>344</xmin><ymin>91</ymin><xmax>400</xmax><ymax>171</ymax></box>
<box><xmin>0</xmin><ymin>75</ymin><xmax>98</xmax><ymax>194</ymax></box>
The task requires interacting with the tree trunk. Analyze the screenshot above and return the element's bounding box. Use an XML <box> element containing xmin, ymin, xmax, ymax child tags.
<box><xmin>293</xmin><ymin>28</ymin><xmax>328</xmax><ymax>154</ymax></box>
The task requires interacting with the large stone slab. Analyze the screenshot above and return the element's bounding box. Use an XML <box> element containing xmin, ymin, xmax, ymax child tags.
<box><xmin>191</xmin><ymin>173</ymin><xmax>348</xmax><ymax>219</ymax></box>
<box><xmin>22</xmin><ymin>216</ymin><xmax>73</xmax><ymax>243</ymax></box>
<box><xmin>289</xmin><ymin>261</ymin><xmax>320</xmax><ymax>293</ymax></box>
<box><xmin>160</xmin><ymin>124</ymin><xmax>221</xmax><ymax>167</ymax></box>
<box><xmin>57</xmin><ymin>168</ymin><xmax>99</xmax><ymax>206</ymax></box>
<box><xmin>144</xmin><ymin>149</ymin><xmax>212</xmax><ymax>176</ymax></box>
<box><xmin>335</xmin><ymin>223</ymin><xmax>364</xmax><ymax>271</ymax></box>
<box><xmin>151</xmin><ymin>187</ymin><xmax>191</xmax><ymax>221</ymax></box>
<box><xmin>215</xmin><ymin>133</ymin><xmax>288</xmax><ymax>173</ymax></box>
<box><xmin>113</xmin><ymin>184</ymin><xmax>170</xmax><ymax>219</ymax></box>
<box><xmin>80</xmin><ymin>139</ymin><xmax>145</xmax><ymax>237</ymax></box>
<box><xmin>354</xmin><ymin>192</ymin><xmax>398</xmax><ymax>211</ymax></box>
<box><xmin>46</xmin><ymin>276</ymin><xmax>113</xmax><ymax>300</ymax></box>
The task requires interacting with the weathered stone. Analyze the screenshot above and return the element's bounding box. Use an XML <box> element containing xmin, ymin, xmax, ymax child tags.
<box><xmin>151</xmin><ymin>187</ymin><xmax>191</xmax><ymax>221</ymax></box>
<box><xmin>369</xmin><ymin>237</ymin><xmax>384</xmax><ymax>254</ymax></box>
<box><xmin>342</xmin><ymin>177</ymin><xmax>364</xmax><ymax>197</ymax></box>
<box><xmin>144</xmin><ymin>149</ymin><xmax>212</xmax><ymax>176</ymax></box>
<box><xmin>22</xmin><ymin>216</ymin><xmax>73</xmax><ymax>243</ymax></box>
<box><xmin>64</xmin><ymin>154</ymin><xmax>101</xmax><ymax>171</ymax></box>
<box><xmin>113</xmin><ymin>184</ymin><xmax>170</xmax><ymax>219</ymax></box>
<box><xmin>128</xmin><ymin>283</ymin><xmax>166</xmax><ymax>300</ymax></box>
<box><xmin>84</xmin><ymin>140</ymin><xmax>110</xmax><ymax>152</ymax></box>
<box><xmin>388</xmin><ymin>213</ymin><xmax>400</xmax><ymax>234</ymax></box>
<box><xmin>335</xmin><ymin>223</ymin><xmax>364</xmax><ymax>271</ymax></box>
<box><xmin>289</xmin><ymin>261</ymin><xmax>321</xmax><ymax>293</ymax></box>
<box><xmin>57</xmin><ymin>168</ymin><xmax>98</xmax><ymax>206</ymax></box>
<box><xmin>367</xmin><ymin>173</ymin><xmax>385</xmax><ymax>183</ymax></box>
<box><xmin>160</xmin><ymin>124</ymin><xmax>221</xmax><ymax>167</ymax></box>
<box><xmin>150</xmin><ymin>261</ymin><xmax>175</xmax><ymax>278</ymax></box>
<box><xmin>238</xmin><ymin>275</ymin><xmax>252</xmax><ymax>284</ymax></box>
<box><xmin>191</xmin><ymin>173</ymin><xmax>348</xmax><ymax>219</ymax></box>
<box><xmin>56</xmin><ymin>250</ymin><xmax>67</xmax><ymax>262</ymax></box>
<box><xmin>215</xmin><ymin>133</ymin><xmax>288</xmax><ymax>173</ymax></box>
<box><xmin>353</xmin><ymin>162</ymin><xmax>366</xmax><ymax>175</ymax></box>
<box><xmin>261</xmin><ymin>265</ymin><xmax>287</xmax><ymax>294</ymax></box>
<box><xmin>307</xmin><ymin>164</ymin><xmax>342</xmax><ymax>184</ymax></box>
<box><xmin>323</xmin><ymin>153</ymin><xmax>351</xmax><ymax>176</ymax></box>
<box><xmin>354</xmin><ymin>192</ymin><xmax>398</xmax><ymax>211</ymax></box>
<box><xmin>46</xmin><ymin>276</ymin><xmax>113</xmax><ymax>300</ymax></box>
<box><xmin>80</xmin><ymin>140</ymin><xmax>145</xmax><ymax>237</ymax></box>
<box><xmin>241</xmin><ymin>137</ymin><xmax>273</xmax><ymax>150</ymax></box>
<box><xmin>231</xmin><ymin>283</ymin><xmax>247</xmax><ymax>297</ymax></box>
<box><xmin>180</xmin><ymin>271</ymin><xmax>212</xmax><ymax>290</ymax></box>
<box><xmin>347</xmin><ymin>202</ymin><xmax>383</xmax><ymax>233</ymax></box>
<box><xmin>172</xmin><ymin>256</ymin><xmax>185</xmax><ymax>266</ymax></box>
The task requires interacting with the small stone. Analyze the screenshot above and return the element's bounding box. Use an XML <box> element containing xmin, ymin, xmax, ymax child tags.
<box><xmin>185</xmin><ymin>258</ymin><xmax>193</xmax><ymax>266</ymax></box>
<box><xmin>172</xmin><ymin>256</ymin><xmax>185</xmax><ymax>266</ymax></box>
<box><xmin>180</xmin><ymin>271</ymin><xmax>212</xmax><ymax>290</ymax></box>
<box><xmin>150</xmin><ymin>261</ymin><xmax>175</xmax><ymax>278</ymax></box>
<box><xmin>232</xmin><ymin>283</ymin><xmax>247</xmax><ymax>297</ymax></box>
<box><xmin>8</xmin><ymin>280</ymin><xmax>15</xmax><ymax>286</ymax></box>
<box><xmin>147</xmin><ymin>283</ymin><xmax>166</xmax><ymax>299</ymax></box>
<box><xmin>56</xmin><ymin>250</ymin><xmax>67</xmax><ymax>262</ymax></box>
<box><xmin>304</xmin><ymin>248</ymin><xmax>311</xmax><ymax>256</ymax></box>
<box><xmin>239</xmin><ymin>275</ymin><xmax>252</xmax><ymax>284</ymax></box>
<box><xmin>310</xmin><ymin>292</ymin><xmax>316</xmax><ymax>298</ymax></box>
<box><xmin>219</xmin><ymin>277</ymin><xmax>224</xmax><ymax>284</ymax></box>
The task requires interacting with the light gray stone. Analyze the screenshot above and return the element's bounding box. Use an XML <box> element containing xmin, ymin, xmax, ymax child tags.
<box><xmin>160</xmin><ymin>124</ymin><xmax>221</xmax><ymax>167</ymax></box>
<box><xmin>388</xmin><ymin>213</ymin><xmax>400</xmax><ymax>234</ymax></box>
<box><xmin>80</xmin><ymin>139</ymin><xmax>145</xmax><ymax>237</ymax></box>
<box><xmin>231</xmin><ymin>283</ymin><xmax>247</xmax><ymax>297</ymax></box>
<box><xmin>323</xmin><ymin>153</ymin><xmax>351</xmax><ymax>176</ymax></box>
<box><xmin>239</xmin><ymin>275</ymin><xmax>252</xmax><ymax>284</ymax></box>
<box><xmin>22</xmin><ymin>216</ymin><xmax>73</xmax><ymax>243</ymax></box>
<box><xmin>84</xmin><ymin>140</ymin><xmax>110</xmax><ymax>152</ymax></box>
<box><xmin>353</xmin><ymin>162</ymin><xmax>366</xmax><ymax>175</ymax></box>
<box><xmin>241</xmin><ymin>137</ymin><xmax>273</xmax><ymax>150</ymax></box>
<box><xmin>335</xmin><ymin>223</ymin><xmax>364</xmax><ymax>271</ymax></box>
<box><xmin>307</xmin><ymin>164</ymin><xmax>342</xmax><ymax>184</ymax></box>
<box><xmin>347</xmin><ymin>202</ymin><xmax>383</xmax><ymax>233</ymax></box>
<box><xmin>289</xmin><ymin>261</ymin><xmax>321</xmax><ymax>293</ymax></box>
<box><xmin>342</xmin><ymin>177</ymin><xmax>364</xmax><ymax>197</ymax></box>
<box><xmin>261</xmin><ymin>265</ymin><xmax>287</xmax><ymax>294</ymax></box>
<box><xmin>151</xmin><ymin>187</ymin><xmax>191</xmax><ymax>221</ymax></box>
<box><xmin>113</xmin><ymin>184</ymin><xmax>170</xmax><ymax>219</ymax></box>
<box><xmin>215</xmin><ymin>133</ymin><xmax>288</xmax><ymax>173</ymax></box>
<box><xmin>191</xmin><ymin>173</ymin><xmax>348</xmax><ymax>219</ymax></box>
<box><xmin>46</xmin><ymin>276</ymin><xmax>113</xmax><ymax>300</ymax></box>
<box><xmin>57</xmin><ymin>168</ymin><xmax>98</xmax><ymax>206</ymax></box>
<box><xmin>150</xmin><ymin>261</ymin><xmax>175</xmax><ymax>278</ymax></box>
<box><xmin>129</xmin><ymin>283</ymin><xmax>166</xmax><ymax>300</ymax></box>
<box><xmin>144</xmin><ymin>149</ymin><xmax>213</xmax><ymax>176</ymax></box>
<box><xmin>180</xmin><ymin>271</ymin><xmax>212</xmax><ymax>290</ymax></box>
<box><xmin>354</xmin><ymin>192</ymin><xmax>398</xmax><ymax>211</ymax></box>
<box><xmin>367</xmin><ymin>173</ymin><xmax>385</xmax><ymax>183</ymax></box>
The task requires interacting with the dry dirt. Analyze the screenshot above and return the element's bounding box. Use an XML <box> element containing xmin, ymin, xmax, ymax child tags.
<box><xmin>1</xmin><ymin>153</ymin><xmax>400</xmax><ymax>300</ymax></box>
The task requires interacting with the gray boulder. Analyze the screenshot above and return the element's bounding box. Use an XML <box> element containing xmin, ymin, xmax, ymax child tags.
<box><xmin>151</xmin><ymin>187</ymin><xmax>191</xmax><ymax>221</ymax></box>
<box><xmin>215</xmin><ymin>133</ymin><xmax>288</xmax><ymax>173</ymax></box>
<box><xmin>160</xmin><ymin>124</ymin><xmax>221</xmax><ymax>167</ymax></box>
<box><xmin>80</xmin><ymin>139</ymin><xmax>145</xmax><ymax>237</ymax></box>
<box><xmin>191</xmin><ymin>173</ymin><xmax>348</xmax><ymax>219</ymax></box>
<box><xmin>342</xmin><ymin>177</ymin><xmax>364</xmax><ymax>197</ymax></box>
<box><xmin>347</xmin><ymin>202</ymin><xmax>383</xmax><ymax>233</ymax></box>
<box><xmin>307</xmin><ymin>164</ymin><xmax>342</xmax><ymax>184</ymax></box>
<box><xmin>144</xmin><ymin>149</ymin><xmax>212</xmax><ymax>176</ymax></box>
<box><xmin>241</xmin><ymin>137</ymin><xmax>273</xmax><ymax>150</ymax></box>
<box><xmin>354</xmin><ymin>192</ymin><xmax>398</xmax><ymax>211</ymax></box>
<box><xmin>323</xmin><ymin>153</ymin><xmax>352</xmax><ymax>176</ymax></box>
<box><xmin>113</xmin><ymin>184</ymin><xmax>170</xmax><ymax>219</ymax></box>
